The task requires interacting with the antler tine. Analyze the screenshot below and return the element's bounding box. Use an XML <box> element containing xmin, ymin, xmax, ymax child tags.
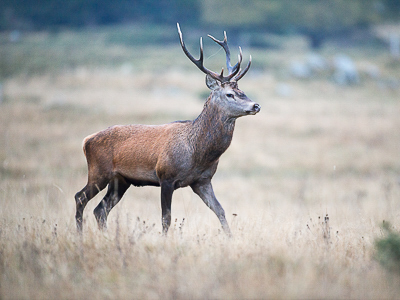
<box><xmin>234</xmin><ymin>55</ymin><xmax>252</xmax><ymax>82</ymax></box>
<box><xmin>207</xmin><ymin>31</ymin><xmax>240</xmax><ymax>76</ymax></box>
<box><xmin>237</xmin><ymin>46</ymin><xmax>243</xmax><ymax>66</ymax></box>
<box><xmin>177</xmin><ymin>23</ymin><xmax>221</xmax><ymax>81</ymax></box>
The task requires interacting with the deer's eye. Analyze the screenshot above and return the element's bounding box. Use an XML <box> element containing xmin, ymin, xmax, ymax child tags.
<box><xmin>226</xmin><ymin>93</ymin><xmax>234</xmax><ymax>99</ymax></box>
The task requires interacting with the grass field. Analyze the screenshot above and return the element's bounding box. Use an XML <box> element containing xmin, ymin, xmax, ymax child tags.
<box><xmin>1</xmin><ymin>26</ymin><xmax>400</xmax><ymax>299</ymax></box>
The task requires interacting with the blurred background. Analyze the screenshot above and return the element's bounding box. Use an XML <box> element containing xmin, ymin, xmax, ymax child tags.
<box><xmin>1</xmin><ymin>0</ymin><xmax>400</xmax><ymax>80</ymax></box>
<box><xmin>0</xmin><ymin>0</ymin><xmax>399</xmax><ymax>214</ymax></box>
<box><xmin>1</xmin><ymin>0</ymin><xmax>400</xmax><ymax>44</ymax></box>
<box><xmin>1</xmin><ymin>0</ymin><xmax>399</xmax><ymax>212</ymax></box>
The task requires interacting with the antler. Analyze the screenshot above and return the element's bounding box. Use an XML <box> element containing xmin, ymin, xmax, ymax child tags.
<box><xmin>177</xmin><ymin>23</ymin><xmax>250</xmax><ymax>83</ymax></box>
<box><xmin>234</xmin><ymin>55</ymin><xmax>252</xmax><ymax>82</ymax></box>
<box><xmin>208</xmin><ymin>31</ymin><xmax>252</xmax><ymax>81</ymax></box>
<box><xmin>208</xmin><ymin>32</ymin><xmax>252</xmax><ymax>82</ymax></box>
<box><xmin>207</xmin><ymin>31</ymin><xmax>238</xmax><ymax>75</ymax></box>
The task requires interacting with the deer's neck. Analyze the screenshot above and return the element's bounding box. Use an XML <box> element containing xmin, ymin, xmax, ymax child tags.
<box><xmin>190</xmin><ymin>99</ymin><xmax>236</xmax><ymax>163</ymax></box>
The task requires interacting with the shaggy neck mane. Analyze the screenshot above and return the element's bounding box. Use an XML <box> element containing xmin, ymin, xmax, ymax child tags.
<box><xmin>190</xmin><ymin>95</ymin><xmax>236</xmax><ymax>163</ymax></box>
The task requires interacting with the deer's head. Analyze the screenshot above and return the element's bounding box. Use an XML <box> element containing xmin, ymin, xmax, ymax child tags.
<box><xmin>177</xmin><ymin>24</ymin><xmax>260</xmax><ymax>118</ymax></box>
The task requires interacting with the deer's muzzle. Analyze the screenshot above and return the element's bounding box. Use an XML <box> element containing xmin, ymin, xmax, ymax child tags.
<box><xmin>246</xmin><ymin>103</ymin><xmax>261</xmax><ymax>115</ymax></box>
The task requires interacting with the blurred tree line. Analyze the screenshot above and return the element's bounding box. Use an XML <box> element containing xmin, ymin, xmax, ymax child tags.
<box><xmin>1</xmin><ymin>0</ymin><xmax>399</xmax><ymax>48</ymax></box>
<box><xmin>0</xmin><ymin>0</ymin><xmax>200</xmax><ymax>29</ymax></box>
<box><xmin>203</xmin><ymin>0</ymin><xmax>400</xmax><ymax>48</ymax></box>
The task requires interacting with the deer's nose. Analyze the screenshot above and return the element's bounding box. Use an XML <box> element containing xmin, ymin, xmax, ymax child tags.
<box><xmin>253</xmin><ymin>103</ymin><xmax>261</xmax><ymax>112</ymax></box>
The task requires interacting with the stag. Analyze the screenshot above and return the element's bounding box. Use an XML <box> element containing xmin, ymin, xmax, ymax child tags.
<box><xmin>74</xmin><ymin>24</ymin><xmax>260</xmax><ymax>235</ymax></box>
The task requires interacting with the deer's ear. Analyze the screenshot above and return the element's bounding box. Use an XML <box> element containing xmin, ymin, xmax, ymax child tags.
<box><xmin>206</xmin><ymin>75</ymin><xmax>220</xmax><ymax>90</ymax></box>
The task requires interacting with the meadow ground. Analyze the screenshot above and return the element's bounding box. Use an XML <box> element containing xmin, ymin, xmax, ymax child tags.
<box><xmin>1</xmin><ymin>27</ymin><xmax>400</xmax><ymax>299</ymax></box>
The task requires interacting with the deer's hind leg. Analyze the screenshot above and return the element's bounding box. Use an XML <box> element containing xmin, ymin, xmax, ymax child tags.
<box><xmin>75</xmin><ymin>178</ymin><xmax>109</xmax><ymax>233</ymax></box>
<box><xmin>93</xmin><ymin>176</ymin><xmax>130</xmax><ymax>231</ymax></box>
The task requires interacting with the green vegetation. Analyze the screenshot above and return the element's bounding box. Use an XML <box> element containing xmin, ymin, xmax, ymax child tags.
<box><xmin>375</xmin><ymin>221</ymin><xmax>400</xmax><ymax>274</ymax></box>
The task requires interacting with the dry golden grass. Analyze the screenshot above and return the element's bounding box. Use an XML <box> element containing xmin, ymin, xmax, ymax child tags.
<box><xmin>1</xmin><ymin>38</ymin><xmax>400</xmax><ymax>299</ymax></box>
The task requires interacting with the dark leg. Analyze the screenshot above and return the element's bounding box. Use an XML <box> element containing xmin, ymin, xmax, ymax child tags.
<box><xmin>93</xmin><ymin>177</ymin><xmax>130</xmax><ymax>230</ymax></box>
<box><xmin>75</xmin><ymin>181</ymin><xmax>107</xmax><ymax>233</ymax></box>
<box><xmin>191</xmin><ymin>180</ymin><xmax>231</xmax><ymax>236</ymax></box>
<box><xmin>160</xmin><ymin>181</ymin><xmax>174</xmax><ymax>235</ymax></box>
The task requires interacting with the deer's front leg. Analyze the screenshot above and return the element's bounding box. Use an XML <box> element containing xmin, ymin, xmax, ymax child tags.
<box><xmin>191</xmin><ymin>180</ymin><xmax>232</xmax><ymax>236</ymax></box>
<box><xmin>160</xmin><ymin>181</ymin><xmax>174</xmax><ymax>235</ymax></box>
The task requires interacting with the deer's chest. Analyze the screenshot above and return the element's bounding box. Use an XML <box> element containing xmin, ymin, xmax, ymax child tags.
<box><xmin>174</xmin><ymin>161</ymin><xmax>219</xmax><ymax>189</ymax></box>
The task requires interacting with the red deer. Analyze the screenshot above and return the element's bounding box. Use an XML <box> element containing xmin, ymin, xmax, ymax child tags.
<box><xmin>74</xmin><ymin>24</ymin><xmax>260</xmax><ymax>235</ymax></box>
